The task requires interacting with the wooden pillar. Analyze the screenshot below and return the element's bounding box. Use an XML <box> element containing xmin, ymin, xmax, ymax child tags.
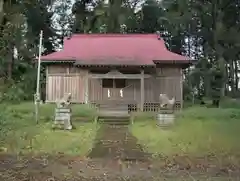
<box><xmin>140</xmin><ymin>69</ymin><xmax>144</xmax><ymax>111</ymax></box>
<box><xmin>46</xmin><ymin>66</ymin><xmax>49</xmax><ymax>102</ymax></box>
<box><xmin>85</xmin><ymin>71</ymin><xmax>89</xmax><ymax>104</ymax></box>
<box><xmin>180</xmin><ymin>69</ymin><xmax>183</xmax><ymax>109</ymax></box>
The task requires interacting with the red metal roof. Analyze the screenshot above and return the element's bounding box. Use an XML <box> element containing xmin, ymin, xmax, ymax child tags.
<box><xmin>41</xmin><ymin>34</ymin><xmax>190</xmax><ymax>65</ymax></box>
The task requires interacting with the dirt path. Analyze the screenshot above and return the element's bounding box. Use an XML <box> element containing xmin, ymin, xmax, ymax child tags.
<box><xmin>88</xmin><ymin>124</ymin><xmax>150</xmax><ymax>161</ymax></box>
<box><xmin>1</xmin><ymin>153</ymin><xmax>239</xmax><ymax>181</ymax></box>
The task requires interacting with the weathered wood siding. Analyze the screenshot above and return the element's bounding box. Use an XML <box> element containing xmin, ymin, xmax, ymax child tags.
<box><xmin>87</xmin><ymin>68</ymin><xmax>182</xmax><ymax>105</ymax></box>
<box><xmin>46</xmin><ymin>65</ymin><xmax>183</xmax><ymax>107</ymax></box>
<box><xmin>154</xmin><ymin>67</ymin><xmax>183</xmax><ymax>104</ymax></box>
<box><xmin>46</xmin><ymin>65</ymin><xmax>87</xmax><ymax>103</ymax></box>
<box><xmin>89</xmin><ymin>78</ymin><xmax>102</xmax><ymax>102</ymax></box>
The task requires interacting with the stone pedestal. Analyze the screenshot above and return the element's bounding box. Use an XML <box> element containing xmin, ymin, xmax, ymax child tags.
<box><xmin>157</xmin><ymin>113</ymin><xmax>175</xmax><ymax>125</ymax></box>
<box><xmin>53</xmin><ymin>108</ymin><xmax>72</xmax><ymax>130</ymax></box>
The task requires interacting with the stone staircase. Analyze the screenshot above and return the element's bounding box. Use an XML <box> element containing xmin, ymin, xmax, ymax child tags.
<box><xmin>95</xmin><ymin>101</ymin><xmax>131</xmax><ymax>125</ymax></box>
<box><xmin>98</xmin><ymin>116</ymin><xmax>130</xmax><ymax>125</ymax></box>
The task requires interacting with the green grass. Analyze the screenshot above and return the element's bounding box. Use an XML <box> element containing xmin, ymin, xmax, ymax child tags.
<box><xmin>0</xmin><ymin>102</ymin><xmax>98</xmax><ymax>156</ymax></box>
<box><xmin>130</xmin><ymin>106</ymin><xmax>240</xmax><ymax>158</ymax></box>
<box><xmin>4</xmin><ymin>102</ymin><xmax>96</xmax><ymax>121</ymax></box>
<box><xmin>184</xmin><ymin>96</ymin><xmax>240</xmax><ymax>109</ymax></box>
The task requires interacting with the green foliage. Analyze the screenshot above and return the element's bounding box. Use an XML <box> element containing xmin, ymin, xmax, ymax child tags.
<box><xmin>0</xmin><ymin>110</ymin><xmax>10</xmax><ymax>142</ymax></box>
<box><xmin>0</xmin><ymin>102</ymin><xmax>98</xmax><ymax>155</ymax></box>
<box><xmin>141</xmin><ymin>0</ymin><xmax>164</xmax><ymax>33</ymax></box>
<box><xmin>209</xmin><ymin>59</ymin><xmax>225</xmax><ymax>107</ymax></box>
<box><xmin>220</xmin><ymin>97</ymin><xmax>240</xmax><ymax>109</ymax></box>
<box><xmin>0</xmin><ymin>0</ymin><xmax>240</xmax><ymax>103</ymax></box>
<box><xmin>0</xmin><ymin>70</ymin><xmax>36</xmax><ymax>102</ymax></box>
<box><xmin>176</xmin><ymin>106</ymin><xmax>240</xmax><ymax>120</ymax></box>
<box><xmin>131</xmin><ymin>106</ymin><xmax>240</xmax><ymax>157</ymax></box>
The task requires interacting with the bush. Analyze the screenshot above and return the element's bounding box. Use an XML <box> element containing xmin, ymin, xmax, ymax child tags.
<box><xmin>176</xmin><ymin>106</ymin><xmax>240</xmax><ymax>121</ymax></box>
<box><xmin>131</xmin><ymin>106</ymin><xmax>240</xmax><ymax>157</ymax></box>
<box><xmin>0</xmin><ymin>102</ymin><xmax>98</xmax><ymax>155</ymax></box>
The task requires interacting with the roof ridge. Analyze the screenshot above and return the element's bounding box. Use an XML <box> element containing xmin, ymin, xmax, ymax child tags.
<box><xmin>70</xmin><ymin>33</ymin><xmax>160</xmax><ymax>38</ymax></box>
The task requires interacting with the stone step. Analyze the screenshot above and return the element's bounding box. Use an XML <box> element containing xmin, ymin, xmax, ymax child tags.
<box><xmin>104</xmin><ymin>122</ymin><xmax>129</xmax><ymax>125</ymax></box>
<box><xmin>99</xmin><ymin>117</ymin><xmax>130</xmax><ymax>121</ymax></box>
<box><xmin>98</xmin><ymin>118</ymin><xmax>130</xmax><ymax>125</ymax></box>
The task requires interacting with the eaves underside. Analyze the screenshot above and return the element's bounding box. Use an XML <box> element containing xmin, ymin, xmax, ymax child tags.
<box><xmin>41</xmin><ymin>59</ymin><xmax>193</xmax><ymax>65</ymax></box>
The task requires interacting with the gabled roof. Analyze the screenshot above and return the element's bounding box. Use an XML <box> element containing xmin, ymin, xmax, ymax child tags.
<box><xmin>41</xmin><ymin>34</ymin><xmax>191</xmax><ymax>65</ymax></box>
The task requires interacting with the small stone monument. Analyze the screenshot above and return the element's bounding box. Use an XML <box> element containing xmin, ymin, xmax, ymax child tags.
<box><xmin>53</xmin><ymin>93</ymin><xmax>73</xmax><ymax>130</ymax></box>
<box><xmin>157</xmin><ymin>94</ymin><xmax>176</xmax><ymax>126</ymax></box>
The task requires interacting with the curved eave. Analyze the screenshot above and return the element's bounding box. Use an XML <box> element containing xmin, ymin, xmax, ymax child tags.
<box><xmin>153</xmin><ymin>59</ymin><xmax>194</xmax><ymax>63</ymax></box>
<box><xmin>39</xmin><ymin>58</ymin><xmax>197</xmax><ymax>68</ymax></box>
<box><xmin>40</xmin><ymin>60</ymin><xmax>76</xmax><ymax>64</ymax></box>
<box><xmin>40</xmin><ymin>59</ymin><xmax>155</xmax><ymax>67</ymax></box>
<box><xmin>153</xmin><ymin>59</ymin><xmax>196</xmax><ymax>67</ymax></box>
<box><xmin>74</xmin><ymin>63</ymin><xmax>156</xmax><ymax>68</ymax></box>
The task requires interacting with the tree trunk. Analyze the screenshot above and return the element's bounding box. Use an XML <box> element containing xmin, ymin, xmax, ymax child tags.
<box><xmin>229</xmin><ymin>60</ymin><xmax>235</xmax><ymax>96</ymax></box>
<box><xmin>224</xmin><ymin>64</ymin><xmax>229</xmax><ymax>96</ymax></box>
<box><xmin>7</xmin><ymin>45</ymin><xmax>14</xmax><ymax>80</ymax></box>
<box><xmin>0</xmin><ymin>0</ymin><xmax>4</xmax><ymax>25</ymax></box>
<box><xmin>234</xmin><ymin>60</ymin><xmax>239</xmax><ymax>94</ymax></box>
<box><xmin>212</xmin><ymin>99</ymin><xmax>220</xmax><ymax>107</ymax></box>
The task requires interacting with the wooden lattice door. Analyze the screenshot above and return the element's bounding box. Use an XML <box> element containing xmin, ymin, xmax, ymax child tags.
<box><xmin>102</xmin><ymin>79</ymin><xmax>126</xmax><ymax>100</ymax></box>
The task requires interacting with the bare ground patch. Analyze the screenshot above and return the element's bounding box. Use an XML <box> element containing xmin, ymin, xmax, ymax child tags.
<box><xmin>1</xmin><ymin>153</ymin><xmax>240</xmax><ymax>180</ymax></box>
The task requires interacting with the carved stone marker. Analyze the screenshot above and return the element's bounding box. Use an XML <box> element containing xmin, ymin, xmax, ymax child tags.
<box><xmin>53</xmin><ymin>93</ymin><xmax>73</xmax><ymax>130</ymax></box>
<box><xmin>54</xmin><ymin>108</ymin><xmax>72</xmax><ymax>130</ymax></box>
<box><xmin>157</xmin><ymin>93</ymin><xmax>176</xmax><ymax>127</ymax></box>
<box><xmin>157</xmin><ymin>112</ymin><xmax>175</xmax><ymax>126</ymax></box>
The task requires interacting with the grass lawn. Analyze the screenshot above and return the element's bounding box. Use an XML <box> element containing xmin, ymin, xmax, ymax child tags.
<box><xmin>0</xmin><ymin>102</ymin><xmax>240</xmax><ymax>180</ymax></box>
<box><xmin>0</xmin><ymin>102</ymin><xmax>98</xmax><ymax>156</ymax></box>
<box><xmin>130</xmin><ymin>107</ymin><xmax>240</xmax><ymax>158</ymax></box>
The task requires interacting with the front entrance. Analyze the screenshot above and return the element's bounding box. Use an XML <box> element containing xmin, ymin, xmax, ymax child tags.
<box><xmin>102</xmin><ymin>79</ymin><xmax>126</xmax><ymax>100</ymax></box>
<box><xmin>89</xmin><ymin>69</ymin><xmax>147</xmax><ymax>111</ymax></box>
<box><xmin>98</xmin><ymin>78</ymin><xmax>129</xmax><ymax>117</ymax></box>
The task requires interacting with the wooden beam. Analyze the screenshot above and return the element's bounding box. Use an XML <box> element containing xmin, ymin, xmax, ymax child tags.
<box><xmin>47</xmin><ymin>73</ymin><xmax>81</xmax><ymax>76</ymax></box>
<box><xmin>140</xmin><ymin>69</ymin><xmax>144</xmax><ymax>111</ymax></box>
<box><xmin>46</xmin><ymin>66</ymin><xmax>49</xmax><ymax>101</ymax></box>
<box><xmin>84</xmin><ymin>71</ymin><xmax>89</xmax><ymax>104</ymax></box>
<box><xmin>180</xmin><ymin>69</ymin><xmax>183</xmax><ymax>109</ymax></box>
<box><xmin>47</xmin><ymin>72</ymin><xmax>151</xmax><ymax>79</ymax></box>
<box><xmin>89</xmin><ymin>73</ymin><xmax>151</xmax><ymax>79</ymax></box>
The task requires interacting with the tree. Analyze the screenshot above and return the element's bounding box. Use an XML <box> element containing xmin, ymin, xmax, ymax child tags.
<box><xmin>210</xmin><ymin>60</ymin><xmax>225</xmax><ymax>107</ymax></box>
<box><xmin>52</xmin><ymin>0</ymin><xmax>74</xmax><ymax>47</ymax></box>
<box><xmin>0</xmin><ymin>0</ymin><xmax>240</xmax><ymax>103</ymax></box>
